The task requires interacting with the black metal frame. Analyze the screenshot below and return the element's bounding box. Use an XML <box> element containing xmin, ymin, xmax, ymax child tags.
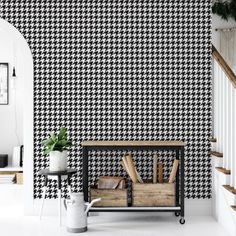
<box><xmin>82</xmin><ymin>145</ymin><xmax>185</xmax><ymax>218</ymax></box>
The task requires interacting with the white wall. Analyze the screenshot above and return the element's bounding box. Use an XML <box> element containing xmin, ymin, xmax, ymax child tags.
<box><xmin>212</xmin><ymin>14</ymin><xmax>236</xmax><ymax>50</ymax></box>
<box><xmin>0</xmin><ymin>27</ymin><xmax>24</xmax><ymax>165</ymax></box>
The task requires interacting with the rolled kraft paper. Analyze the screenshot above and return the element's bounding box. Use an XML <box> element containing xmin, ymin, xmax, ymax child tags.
<box><xmin>120</xmin><ymin>160</ymin><xmax>130</xmax><ymax>175</ymax></box>
<box><xmin>169</xmin><ymin>159</ymin><xmax>179</xmax><ymax>183</ymax></box>
<box><xmin>153</xmin><ymin>154</ymin><xmax>158</xmax><ymax>183</ymax></box>
<box><xmin>125</xmin><ymin>154</ymin><xmax>138</xmax><ymax>183</ymax></box>
<box><xmin>121</xmin><ymin>157</ymin><xmax>132</xmax><ymax>178</ymax></box>
<box><xmin>158</xmin><ymin>162</ymin><xmax>164</xmax><ymax>183</ymax></box>
<box><xmin>135</xmin><ymin>169</ymin><xmax>144</xmax><ymax>183</ymax></box>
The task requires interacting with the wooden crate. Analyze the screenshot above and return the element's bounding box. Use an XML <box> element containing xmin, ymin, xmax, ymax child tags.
<box><xmin>16</xmin><ymin>172</ymin><xmax>23</xmax><ymax>185</ymax></box>
<box><xmin>91</xmin><ymin>188</ymin><xmax>128</xmax><ymax>207</ymax></box>
<box><xmin>132</xmin><ymin>181</ymin><xmax>175</xmax><ymax>207</ymax></box>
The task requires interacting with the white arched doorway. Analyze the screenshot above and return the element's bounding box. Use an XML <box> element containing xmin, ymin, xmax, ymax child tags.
<box><xmin>0</xmin><ymin>18</ymin><xmax>34</xmax><ymax>215</ymax></box>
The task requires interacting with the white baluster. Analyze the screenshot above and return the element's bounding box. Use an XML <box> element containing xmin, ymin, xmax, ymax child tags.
<box><xmin>216</xmin><ymin>64</ymin><xmax>221</xmax><ymax>151</ymax></box>
<box><xmin>217</xmin><ymin>63</ymin><xmax>222</xmax><ymax>152</ymax></box>
<box><xmin>226</xmin><ymin>78</ymin><xmax>231</xmax><ymax>172</ymax></box>
<box><xmin>234</xmin><ymin>117</ymin><xmax>236</xmax><ymax>189</ymax></box>
<box><xmin>219</xmin><ymin>66</ymin><xmax>224</xmax><ymax>154</ymax></box>
<box><xmin>225</xmin><ymin>77</ymin><xmax>228</xmax><ymax>171</ymax></box>
<box><xmin>222</xmin><ymin>69</ymin><xmax>226</xmax><ymax>169</ymax></box>
<box><xmin>231</xmin><ymin>84</ymin><xmax>235</xmax><ymax>188</ymax></box>
<box><xmin>214</xmin><ymin>60</ymin><xmax>219</xmax><ymax>151</ymax></box>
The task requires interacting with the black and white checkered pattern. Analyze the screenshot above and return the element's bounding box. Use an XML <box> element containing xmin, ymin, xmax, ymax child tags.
<box><xmin>0</xmin><ymin>0</ymin><xmax>212</xmax><ymax>199</ymax></box>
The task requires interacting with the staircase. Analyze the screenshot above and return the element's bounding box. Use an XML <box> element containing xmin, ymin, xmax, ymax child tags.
<box><xmin>211</xmin><ymin>45</ymin><xmax>236</xmax><ymax>236</ymax></box>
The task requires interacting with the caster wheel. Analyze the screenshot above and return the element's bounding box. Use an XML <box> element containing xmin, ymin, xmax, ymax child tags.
<box><xmin>175</xmin><ymin>212</ymin><xmax>180</xmax><ymax>217</ymax></box>
<box><xmin>179</xmin><ymin>218</ymin><xmax>185</xmax><ymax>225</ymax></box>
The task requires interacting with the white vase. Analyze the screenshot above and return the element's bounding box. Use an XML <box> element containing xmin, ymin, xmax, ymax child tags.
<box><xmin>49</xmin><ymin>150</ymin><xmax>67</xmax><ymax>172</ymax></box>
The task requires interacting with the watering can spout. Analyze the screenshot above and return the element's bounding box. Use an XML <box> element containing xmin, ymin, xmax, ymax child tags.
<box><xmin>85</xmin><ymin>198</ymin><xmax>101</xmax><ymax>214</ymax></box>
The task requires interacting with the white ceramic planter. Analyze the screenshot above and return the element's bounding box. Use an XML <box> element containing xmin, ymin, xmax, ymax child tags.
<box><xmin>49</xmin><ymin>150</ymin><xmax>67</xmax><ymax>172</ymax></box>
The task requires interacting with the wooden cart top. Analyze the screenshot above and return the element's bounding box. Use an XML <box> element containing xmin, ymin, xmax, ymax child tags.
<box><xmin>81</xmin><ymin>141</ymin><xmax>186</xmax><ymax>147</ymax></box>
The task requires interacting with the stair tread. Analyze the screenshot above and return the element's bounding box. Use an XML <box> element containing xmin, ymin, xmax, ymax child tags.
<box><xmin>209</xmin><ymin>138</ymin><xmax>217</xmax><ymax>142</ymax></box>
<box><xmin>223</xmin><ymin>185</ymin><xmax>236</xmax><ymax>195</ymax></box>
<box><xmin>210</xmin><ymin>151</ymin><xmax>223</xmax><ymax>157</ymax></box>
<box><xmin>231</xmin><ymin>206</ymin><xmax>236</xmax><ymax>212</ymax></box>
<box><xmin>215</xmin><ymin>167</ymin><xmax>231</xmax><ymax>175</ymax></box>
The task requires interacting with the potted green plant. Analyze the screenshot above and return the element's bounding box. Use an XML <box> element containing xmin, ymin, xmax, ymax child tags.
<box><xmin>42</xmin><ymin>127</ymin><xmax>72</xmax><ymax>171</ymax></box>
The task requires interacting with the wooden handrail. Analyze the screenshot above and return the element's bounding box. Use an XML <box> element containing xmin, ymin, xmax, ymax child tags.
<box><xmin>212</xmin><ymin>44</ymin><xmax>236</xmax><ymax>88</ymax></box>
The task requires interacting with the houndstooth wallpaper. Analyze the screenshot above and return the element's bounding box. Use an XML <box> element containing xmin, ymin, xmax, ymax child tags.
<box><xmin>0</xmin><ymin>0</ymin><xmax>212</xmax><ymax>199</ymax></box>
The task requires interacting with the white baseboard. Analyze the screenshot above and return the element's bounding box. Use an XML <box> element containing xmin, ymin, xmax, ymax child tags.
<box><xmin>185</xmin><ymin>199</ymin><xmax>212</xmax><ymax>216</ymax></box>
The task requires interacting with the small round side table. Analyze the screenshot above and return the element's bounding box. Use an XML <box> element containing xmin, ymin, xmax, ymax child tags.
<box><xmin>38</xmin><ymin>168</ymin><xmax>77</xmax><ymax>225</ymax></box>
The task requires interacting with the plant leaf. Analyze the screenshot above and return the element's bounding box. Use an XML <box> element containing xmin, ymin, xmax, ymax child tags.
<box><xmin>42</xmin><ymin>138</ymin><xmax>54</xmax><ymax>146</ymax></box>
<box><xmin>50</xmin><ymin>132</ymin><xmax>57</xmax><ymax>141</ymax></box>
<box><xmin>58</xmin><ymin>127</ymin><xmax>66</xmax><ymax>140</ymax></box>
<box><xmin>42</xmin><ymin>127</ymin><xmax>72</xmax><ymax>155</ymax></box>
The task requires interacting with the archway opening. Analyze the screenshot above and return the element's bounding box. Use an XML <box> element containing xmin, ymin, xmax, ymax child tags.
<box><xmin>0</xmin><ymin>18</ymin><xmax>34</xmax><ymax>215</ymax></box>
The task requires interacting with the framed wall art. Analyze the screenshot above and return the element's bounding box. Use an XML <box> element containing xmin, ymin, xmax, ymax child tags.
<box><xmin>0</xmin><ymin>63</ymin><xmax>9</xmax><ymax>105</ymax></box>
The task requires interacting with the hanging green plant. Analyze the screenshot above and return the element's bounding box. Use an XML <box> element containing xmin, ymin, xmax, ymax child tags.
<box><xmin>212</xmin><ymin>0</ymin><xmax>236</xmax><ymax>21</ymax></box>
